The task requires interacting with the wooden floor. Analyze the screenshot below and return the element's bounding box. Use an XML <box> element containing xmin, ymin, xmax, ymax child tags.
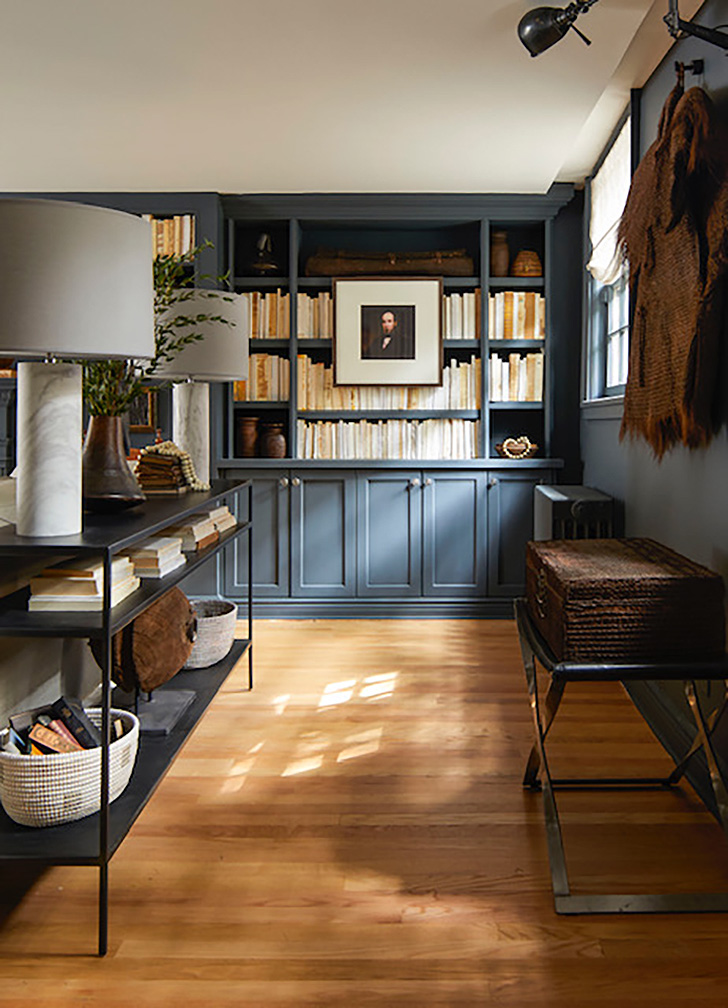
<box><xmin>2</xmin><ymin>619</ymin><xmax>728</xmax><ymax>1005</ymax></box>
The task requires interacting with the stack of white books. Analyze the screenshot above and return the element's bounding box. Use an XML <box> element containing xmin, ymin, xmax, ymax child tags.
<box><xmin>28</xmin><ymin>557</ymin><xmax>140</xmax><ymax>612</ymax></box>
<box><xmin>163</xmin><ymin>515</ymin><xmax>218</xmax><ymax>552</ymax></box>
<box><xmin>121</xmin><ymin>536</ymin><xmax>187</xmax><ymax>579</ymax></box>
<box><xmin>204</xmin><ymin>505</ymin><xmax>237</xmax><ymax>535</ymax></box>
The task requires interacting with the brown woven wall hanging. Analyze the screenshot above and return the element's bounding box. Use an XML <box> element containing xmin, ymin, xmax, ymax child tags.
<box><xmin>618</xmin><ymin>83</ymin><xmax>728</xmax><ymax>458</ymax></box>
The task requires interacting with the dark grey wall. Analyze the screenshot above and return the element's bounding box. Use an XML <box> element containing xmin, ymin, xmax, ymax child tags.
<box><xmin>582</xmin><ymin>0</ymin><xmax>728</xmax><ymax>581</ymax></box>
<box><xmin>581</xmin><ymin>0</ymin><xmax>728</xmax><ymax>807</ymax></box>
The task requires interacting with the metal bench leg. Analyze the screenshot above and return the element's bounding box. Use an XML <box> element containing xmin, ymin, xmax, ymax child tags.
<box><xmin>523</xmin><ymin>677</ymin><xmax>565</xmax><ymax>788</ymax></box>
<box><xmin>668</xmin><ymin>680</ymin><xmax>728</xmax><ymax>786</ymax></box>
<box><xmin>685</xmin><ymin>681</ymin><xmax>728</xmax><ymax>839</ymax></box>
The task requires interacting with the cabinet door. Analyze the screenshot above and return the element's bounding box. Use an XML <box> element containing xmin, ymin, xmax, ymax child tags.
<box><xmin>422</xmin><ymin>470</ymin><xmax>487</xmax><ymax>597</ymax></box>
<box><xmin>222</xmin><ymin>470</ymin><xmax>290</xmax><ymax>598</ymax></box>
<box><xmin>290</xmin><ymin>471</ymin><xmax>356</xmax><ymax>598</ymax></box>
<box><xmin>357</xmin><ymin>471</ymin><xmax>422</xmax><ymax>597</ymax></box>
<box><xmin>487</xmin><ymin>472</ymin><xmax>544</xmax><ymax>596</ymax></box>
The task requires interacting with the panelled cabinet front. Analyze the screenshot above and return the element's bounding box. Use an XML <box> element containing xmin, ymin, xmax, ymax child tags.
<box><xmin>223</xmin><ymin>469</ymin><xmax>290</xmax><ymax>598</ymax></box>
<box><xmin>290</xmin><ymin>470</ymin><xmax>356</xmax><ymax>597</ymax></box>
<box><xmin>356</xmin><ymin>471</ymin><xmax>422</xmax><ymax>597</ymax></box>
<box><xmin>487</xmin><ymin>471</ymin><xmax>551</xmax><ymax>596</ymax></box>
<box><xmin>422</xmin><ymin>470</ymin><xmax>487</xmax><ymax>597</ymax></box>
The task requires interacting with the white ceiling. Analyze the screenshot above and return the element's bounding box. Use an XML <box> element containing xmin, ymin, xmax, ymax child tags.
<box><xmin>0</xmin><ymin>0</ymin><xmax>703</xmax><ymax>195</ymax></box>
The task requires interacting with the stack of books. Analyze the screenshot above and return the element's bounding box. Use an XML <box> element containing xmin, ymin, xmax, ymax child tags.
<box><xmin>205</xmin><ymin>505</ymin><xmax>237</xmax><ymax>535</ymax></box>
<box><xmin>135</xmin><ymin>453</ymin><xmax>187</xmax><ymax>494</ymax></box>
<box><xmin>27</xmin><ymin>557</ymin><xmax>140</xmax><ymax>613</ymax></box>
<box><xmin>163</xmin><ymin>515</ymin><xmax>219</xmax><ymax>552</ymax></box>
<box><xmin>121</xmin><ymin>536</ymin><xmax>187</xmax><ymax>579</ymax></box>
<box><xmin>2</xmin><ymin>696</ymin><xmax>126</xmax><ymax>755</ymax></box>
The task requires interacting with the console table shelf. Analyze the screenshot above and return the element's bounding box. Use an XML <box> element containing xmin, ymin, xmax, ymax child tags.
<box><xmin>0</xmin><ymin>478</ymin><xmax>253</xmax><ymax>955</ymax></box>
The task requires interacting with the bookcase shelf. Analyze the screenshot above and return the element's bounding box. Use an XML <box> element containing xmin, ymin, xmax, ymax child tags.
<box><xmin>299</xmin><ymin>409</ymin><xmax>480</xmax><ymax>421</ymax></box>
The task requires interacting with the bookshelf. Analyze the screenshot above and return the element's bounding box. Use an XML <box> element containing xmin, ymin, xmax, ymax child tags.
<box><xmin>221</xmin><ymin>196</ymin><xmax>568</xmax><ymax>465</ymax></box>
<box><xmin>215</xmin><ymin>192</ymin><xmax>580</xmax><ymax>616</ymax></box>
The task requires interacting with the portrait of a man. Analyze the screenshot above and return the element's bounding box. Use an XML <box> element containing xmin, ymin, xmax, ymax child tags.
<box><xmin>360</xmin><ymin>305</ymin><xmax>415</xmax><ymax>360</ymax></box>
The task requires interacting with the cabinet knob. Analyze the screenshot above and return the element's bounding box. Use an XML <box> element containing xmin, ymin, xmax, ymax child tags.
<box><xmin>488</xmin><ymin>477</ymin><xmax>499</xmax><ymax>487</ymax></box>
<box><xmin>291</xmin><ymin>477</ymin><xmax>301</xmax><ymax>487</ymax></box>
<box><xmin>279</xmin><ymin>477</ymin><xmax>289</xmax><ymax>488</ymax></box>
<box><xmin>423</xmin><ymin>478</ymin><xmax>433</xmax><ymax>486</ymax></box>
<box><xmin>410</xmin><ymin>477</ymin><xmax>420</xmax><ymax>488</ymax></box>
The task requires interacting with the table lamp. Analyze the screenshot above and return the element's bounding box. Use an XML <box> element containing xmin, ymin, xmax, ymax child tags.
<box><xmin>154</xmin><ymin>290</ymin><xmax>249</xmax><ymax>484</ymax></box>
<box><xmin>0</xmin><ymin>198</ymin><xmax>155</xmax><ymax>537</ymax></box>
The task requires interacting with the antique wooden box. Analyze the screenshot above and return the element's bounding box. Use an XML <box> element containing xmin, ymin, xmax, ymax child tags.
<box><xmin>525</xmin><ymin>538</ymin><xmax>726</xmax><ymax>662</ymax></box>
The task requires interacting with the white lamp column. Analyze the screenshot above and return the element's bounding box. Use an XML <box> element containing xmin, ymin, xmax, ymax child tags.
<box><xmin>173</xmin><ymin>380</ymin><xmax>211</xmax><ymax>485</ymax></box>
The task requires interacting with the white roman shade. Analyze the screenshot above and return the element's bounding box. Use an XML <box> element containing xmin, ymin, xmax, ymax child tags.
<box><xmin>586</xmin><ymin>118</ymin><xmax>631</xmax><ymax>286</ymax></box>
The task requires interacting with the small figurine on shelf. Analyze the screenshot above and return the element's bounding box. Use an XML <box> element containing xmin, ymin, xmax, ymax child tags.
<box><xmin>251</xmin><ymin>232</ymin><xmax>279</xmax><ymax>275</ymax></box>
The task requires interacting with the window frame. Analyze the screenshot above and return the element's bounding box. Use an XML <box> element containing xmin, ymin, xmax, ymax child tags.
<box><xmin>582</xmin><ymin>99</ymin><xmax>638</xmax><ymax>404</ymax></box>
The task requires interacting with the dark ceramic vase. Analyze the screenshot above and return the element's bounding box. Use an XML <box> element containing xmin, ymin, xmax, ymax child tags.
<box><xmin>490</xmin><ymin>231</ymin><xmax>510</xmax><ymax>277</ymax></box>
<box><xmin>238</xmin><ymin>416</ymin><xmax>259</xmax><ymax>458</ymax></box>
<box><xmin>82</xmin><ymin>415</ymin><xmax>146</xmax><ymax>513</ymax></box>
<box><xmin>259</xmin><ymin>422</ymin><xmax>287</xmax><ymax>459</ymax></box>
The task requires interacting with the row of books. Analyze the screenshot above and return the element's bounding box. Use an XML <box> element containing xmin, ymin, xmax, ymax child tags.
<box><xmin>25</xmin><ymin>506</ymin><xmax>236</xmax><ymax>612</ymax></box>
<box><xmin>489</xmin><ymin>352</ymin><xmax>544</xmax><ymax>402</ymax></box>
<box><xmin>296</xmin><ymin>419</ymin><xmax>479</xmax><ymax>460</ymax></box>
<box><xmin>295</xmin><ymin>292</ymin><xmax>333</xmax><ymax>339</ymax></box>
<box><xmin>2</xmin><ymin>696</ymin><xmax>119</xmax><ymax>756</ymax></box>
<box><xmin>249</xmin><ymin>290</ymin><xmax>290</xmax><ymax>339</ymax></box>
<box><xmin>141</xmin><ymin>214</ymin><xmax>196</xmax><ymax>259</ymax></box>
<box><xmin>244</xmin><ymin>288</ymin><xmax>545</xmax><ymax>342</ymax></box>
<box><xmin>488</xmin><ymin>291</ymin><xmax>545</xmax><ymax>341</ymax></box>
<box><xmin>296</xmin><ymin>355</ymin><xmax>481</xmax><ymax>410</ymax></box>
<box><xmin>443</xmin><ymin>291</ymin><xmax>480</xmax><ymax>340</ymax></box>
<box><xmin>233</xmin><ymin>353</ymin><xmax>291</xmax><ymax>401</ymax></box>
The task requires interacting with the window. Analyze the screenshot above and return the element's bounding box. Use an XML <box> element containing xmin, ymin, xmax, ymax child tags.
<box><xmin>584</xmin><ymin>116</ymin><xmax>631</xmax><ymax>400</ymax></box>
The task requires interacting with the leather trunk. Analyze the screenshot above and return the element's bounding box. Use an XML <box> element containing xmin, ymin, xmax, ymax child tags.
<box><xmin>525</xmin><ymin>538</ymin><xmax>725</xmax><ymax>662</ymax></box>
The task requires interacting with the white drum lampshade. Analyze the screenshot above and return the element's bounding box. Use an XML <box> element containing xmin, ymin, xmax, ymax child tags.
<box><xmin>154</xmin><ymin>290</ymin><xmax>249</xmax><ymax>484</ymax></box>
<box><xmin>0</xmin><ymin>198</ymin><xmax>155</xmax><ymax>537</ymax></box>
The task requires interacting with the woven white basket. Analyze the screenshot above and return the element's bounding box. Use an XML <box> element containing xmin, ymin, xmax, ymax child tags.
<box><xmin>184</xmin><ymin>599</ymin><xmax>237</xmax><ymax>669</ymax></box>
<box><xmin>0</xmin><ymin>708</ymin><xmax>139</xmax><ymax>828</ymax></box>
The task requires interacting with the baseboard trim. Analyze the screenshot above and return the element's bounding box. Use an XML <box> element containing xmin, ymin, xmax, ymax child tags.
<box><xmin>234</xmin><ymin>599</ymin><xmax>515</xmax><ymax>619</ymax></box>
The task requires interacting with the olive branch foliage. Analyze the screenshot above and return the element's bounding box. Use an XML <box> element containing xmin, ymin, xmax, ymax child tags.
<box><xmin>81</xmin><ymin>242</ymin><xmax>234</xmax><ymax>417</ymax></box>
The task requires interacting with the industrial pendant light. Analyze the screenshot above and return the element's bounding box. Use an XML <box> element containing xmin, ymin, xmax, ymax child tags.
<box><xmin>518</xmin><ymin>0</ymin><xmax>728</xmax><ymax>57</ymax></box>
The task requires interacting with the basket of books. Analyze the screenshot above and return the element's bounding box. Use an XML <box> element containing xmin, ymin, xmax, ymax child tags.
<box><xmin>184</xmin><ymin>599</ymin><xmax>238</xmax><ymax>669</ymax></box>
<box><xmin>0</xmin><ymin>707</ymin><xmax>139</xmax><ymax>828</ymax></box>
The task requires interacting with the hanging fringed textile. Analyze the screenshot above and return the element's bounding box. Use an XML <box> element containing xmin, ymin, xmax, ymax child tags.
<box><xmin>618</xmin><ymin>85</ymin><xmax>728</xmax><ymax>458</ymax></box>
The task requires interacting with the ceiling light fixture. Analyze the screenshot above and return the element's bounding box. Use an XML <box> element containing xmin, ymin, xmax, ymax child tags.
<box><xmin>518</xmin><ymin>0</ymin><xmax>728</xmax><ymax>57</ymax></box>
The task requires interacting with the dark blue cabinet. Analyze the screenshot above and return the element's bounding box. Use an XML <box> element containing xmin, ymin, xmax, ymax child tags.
<box><xmin>223</xmin><ymin>469</ymin><xmax>290</xmax><ymax>598</ymax></box>
<box><xmin>291</xmin><ymin>471</ymin><xmax>356</xmax><ymax>598</ymax></box>
<box><xmin>357</xmin><ymin>469</ymin><xmax>486</xmax><ymax>598</ymax></box>
<box><xmin>486</xmin><ymin>471</ymin><xmax>543</xmax><ymax>596</ymax></box>
<box><xmin>422</xmin><ymin>470</ymin><xmax>486</xmax><ymax>597</ymax></box>
<box><xmin>357</xmin><ymin>471</ymin><xmax>422</xmax><ymax>597</ymax></box>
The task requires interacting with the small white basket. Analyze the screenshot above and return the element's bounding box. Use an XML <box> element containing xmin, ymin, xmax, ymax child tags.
<box><xmin>0</xmin><ymin>708</ymin><xmax>139</xmax><ymax>828</ymax></box>
<box><xmin>184</xmin><ymin>599</ymin><xmax>237</xmax><ymax>669</ymax></box>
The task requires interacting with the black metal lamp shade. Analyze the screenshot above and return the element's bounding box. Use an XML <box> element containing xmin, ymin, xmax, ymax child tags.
<box><xmin>518</xmin><ymin>6</ymin><xmax>572</xmax><ymax>56</ymax></box>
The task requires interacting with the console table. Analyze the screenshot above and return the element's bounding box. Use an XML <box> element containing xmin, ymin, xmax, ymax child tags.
<box><xmin>515</xmin><ymin>597</ymin><xmax>728</xmax><ymax>914</ymax></box>
<box><xmin>0</xmin><ymin>478</ymin><xmax>252</xmax><ymax>955</ymax></box>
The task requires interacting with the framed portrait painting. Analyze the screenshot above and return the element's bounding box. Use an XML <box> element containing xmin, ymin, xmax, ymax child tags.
<box><xmin>334</xmin><ymin>278</ymin><xmax>442</xmax><ymax>386</ymax></box>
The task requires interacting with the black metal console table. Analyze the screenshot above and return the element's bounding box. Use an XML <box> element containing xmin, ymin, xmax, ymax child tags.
<box><xmin>0</xmin><ymin>478</ymin><xmax>253</xmax><ymax>955</ymax></box>
<box><xmin>514</xmin><ymin>597</ymin><xmax>728</xmax><ymax>914</ymax></box>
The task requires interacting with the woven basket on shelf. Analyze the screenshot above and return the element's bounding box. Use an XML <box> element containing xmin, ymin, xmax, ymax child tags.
<box><xmin>0</xmin><ymin>708</ymin><xmax>139</xmax><ymax>828</ymax></box>
<box><xmin>183</xmin><ymin>599</ymin><xmax>237</xmax><ymax>669</ymax></box>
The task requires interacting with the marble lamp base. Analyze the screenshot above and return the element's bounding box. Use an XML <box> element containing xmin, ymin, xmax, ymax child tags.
<box><xmin>16</xmin><ymin>360</ymin><xmax>82</xmax><ymax>537</ymax></box>
<box><xmin>172</xmin><ymin>381</ymin><xmax>210</xmax><ymax>486</ymax></box>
